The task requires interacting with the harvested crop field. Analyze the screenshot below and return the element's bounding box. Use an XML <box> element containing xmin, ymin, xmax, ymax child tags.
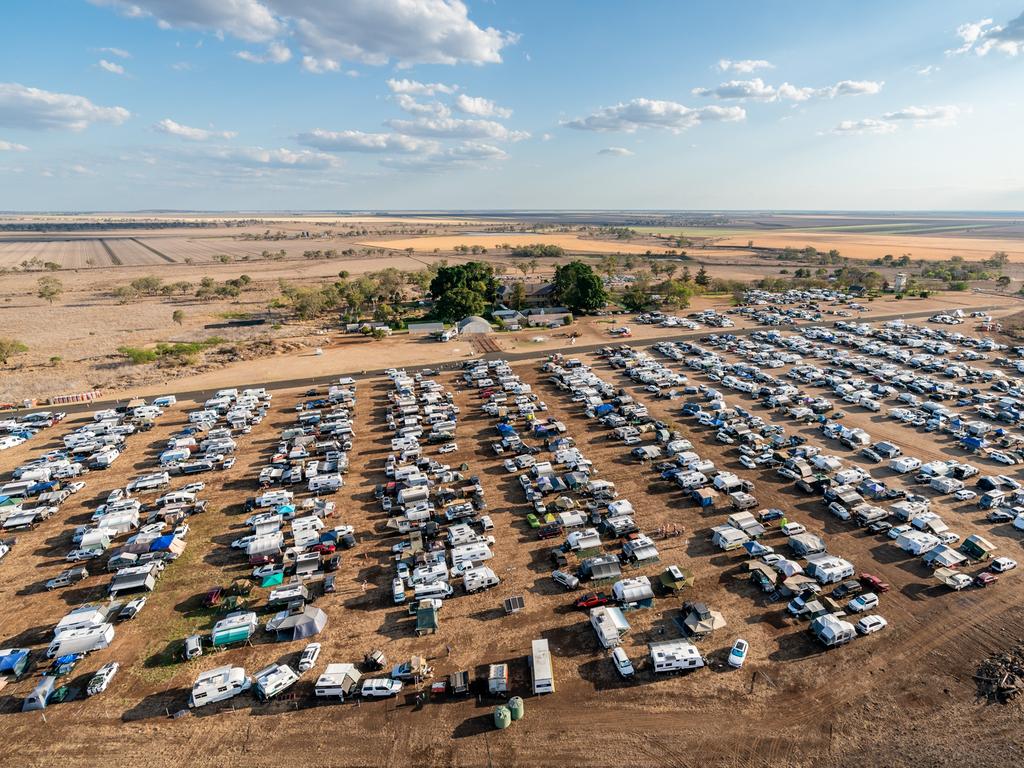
<box><xmin>362</xmin><ymin>233</ymin><xmax>679</xmax><ymax>255</ymax></box>
<box><xmin>720</xmin><ymin>232</ymin><xmax>1024</xmax><ymax>262</ymax></box>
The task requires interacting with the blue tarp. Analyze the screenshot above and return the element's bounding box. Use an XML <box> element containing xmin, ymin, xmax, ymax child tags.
<box><xmin>594</xmin><ymin>404</ymin><xmax>614</xmax><ymax>416</ymax></box>
<box><xmin>27</xmin><ymin>481</ymin><xmax>55</xmax><ymax>496</ymax></box>
<box><xmin>0</xmin><ymin>649</ymin><xmax>29</xmax><ymax>672</ymax></box>
<box><xmin>496</xmin><ymin>423</ymin><xmax>516</xmax><ymax>436</ymax></box>
<box><xmin>743</xmin><ymin>541</ymin><xmax>774</xmax><ymax>557</ymax></box>
<box><xmin>150</xmin><ymin>534</ymin><xmax>175</xmax><ymax>552</ymax></box>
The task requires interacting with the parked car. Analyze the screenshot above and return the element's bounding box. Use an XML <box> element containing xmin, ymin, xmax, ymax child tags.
<box><xmin>183</xmin><ymin>634</ymin><xmax>203</xmax><ymax>660</ymax></box>
<box><xmin>832</xmin><ymin>580</ymin><xmax>863</xmax><ymax>599</ymax></box>
<box><xmin>611</xmin><ymin>647</ymin><xmax>635</xmax><ymax>678</ymax></box>
<box><xmin>780</xmin><ymin>522</ymin><xmax>806</xmax><ymax>536</ymax></box>
<box><xmin>537</xmin><ymin>523</ymin><xmax>562</xmax><ymax>540</ymax></box>
<box><xmin>991</xmin><ymin>557</ymin><xmax>1017</xmax><ymax>573</ymax></box>
<box><xmin>846</xmin><ymin>592</ymin><xmax>880</xmax><ymax>613</ymax></box>
<box><xmin>728</xmin><ymin>638</ymin><xmax>749</xmax><ymax>669</ymax></box>
<box><xmin>360</xmin><ymin>678</ymin><xmax>403</xmax><ymax>698</ymax></box>
<box><xmin>987</xmin><ymin>510</ymin><xmax>1015</xmax><ymax>523</ymax></box>
<box><xmin>551</xmin><ymin>569</ymin><xmax>579</xmax><ymax>591</ymax></box>
<box><xmin>119</xmin><ymin>597</ymin><xmax>147</xmax><ymax>620</ymax></box>
<box><xmin>953</xmin><ymin>489</ymin><xmax>977</xmax><ymax>501</ymax></box>
<box><xmin>46</xmin><ymin>567</ymin><xmax>89</xmax><ymax>590</ymax></box>
<box><xmin>859</xmin><ymin>573</ymin><xmax>890</xmax><ymax>593</ymax></box>
<box><xmin>975</xmin><ymin>572</ymin><xmax>999</xmax><ymax>588</ymax></box>
<box><xmin>65</xmin><ymin>549</ymin><xmax>100</xmax><ymax>562</ymax></box>
<box><xmin>855</xmin><ymin>615</ymin><xmax>888</xmax><ymax>635</ymax></box>
<box><xmin>574</xmin><ymin>592</ymin><xmax>611</xmax><ymax>610</ymax></box>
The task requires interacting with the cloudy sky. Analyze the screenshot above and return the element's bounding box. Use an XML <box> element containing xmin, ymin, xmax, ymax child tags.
<box><xmin>1</xmin><ymin>0</ymin><xmax>1023</xmax><ymax>211</ymax></box>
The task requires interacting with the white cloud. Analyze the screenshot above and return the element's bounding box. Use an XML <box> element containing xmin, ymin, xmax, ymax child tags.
<box><xmin>300</xmin><ymin>55</ymin><xmax>339</xmax><ymax>73</ymax></box>
<box><xmin>882</xmin><ymin>105</ymin><xmax>960</xmax><ymax>124</ymax></box>
<box><xmin>380</xmin><ymin>140</ymin><xmax>508</xmax><ymax>171</ymax></box>
<box><xmin>693</xmin><ymin>78</ymin><xmax>777</xmax><ymax>101</ymax></box>
<box><xmin>831</xmin><ymin>118</ymin><xmax>897</xmax><ymax>135</ymax></box>
<box><xmin>948</xmin><ymin>14</ymin><xmax>1024</xmax><ymax>56</ymax></box>
<box><xmin>386</xmin><ymin>78</ymin><xmax>457</xmax><ymax>96</ymax></box>
<box><xmin>98</xmin><ymin>46</ymin><xmax>131</xmax><ymax>58</ymax></box>
<box><xmin>393</xmin><ymin>94</ymin><xmax>451</xmax><ymax>117</ymax></box>
<box><xmin>201</xmin><ymin>144</ymin><xmax>340</xmax><ymax>170</ymax></box>
<box><xmin>0</xmin><ymin>82</ymin><xmax>130</xmax><ymax>131</ymax></box>
<box><xmin>0</xmin><ymin>139</ymin><xmax>29</xmax><ymax>151</ymax></box>
<box><xmin>717</xmin><ymin>58</ymin><xmax>773</xmax><ymax>73</ymax></box>
<box><xmin>98</xmin><ymin>59</ymin><xmax>126</xmax><ymax>75</ymax></box>
<box><xmin>236</xmin><ymin>41</ymin><xmax>291</xmax><ymax>63</ymax></box>
<box><xmin>916</xmin><ymin>64</ymin><xmax>939</xmax><ymax>75</ymax></box>
<box><xmin>89</xmin><ymin>0</ymin><xmax>282</xmax><ymax>42</ymax></box>
<box><xmin>453</xmin><ymin>93</ymin><xmax>512</xmax><ymax>118</ymax></box>
<box><xmin>385</xmin><ymin>116</ymin><xmax>529</xmax><ymax>141</ymax></box>
<box><xmin>540</xmin><ymin>132</ymin><xmax>553</xmax><ymax>141</ymax></box>
<box><xmin>564</xmin><ymin>98</ymin><xmax>745</xmax><ymax>133</ymax></box>
<box><xmin>694</xmin><ymin>78</ymin><xmax>882</xmax><ymax>102</ymax></box>
<box><xmin>92</xmin><ymin>0</ymin><xmax>516</xmax><ymax>67</ymax></box>
<box><xmin>598</xmin><ymin>147</ymin><xmax>633</xmax><ymax>156</ymax></box>
<box><xmin>171</xmin><ymin>61</ymin><xmax>194</xmax><ymax>71</ymax></box>
<box><xmin>154</xmin><ymin>118</ymin><xmax>238</xmax><ymax>141</ymax></box>
<box><xmin>830</xmin><ymin>105</ymin><xmax>960</xmax><ymax>136</ymax></box>
<box><xmin>294</xmin><ymin>128</ymin><xmax>438</xmax><ymax>154</ymax></box>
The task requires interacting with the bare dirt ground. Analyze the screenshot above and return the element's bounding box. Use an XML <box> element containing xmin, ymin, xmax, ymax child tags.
<box><xmin>0</xmin><ymin>349</ymin><xmax>1023</xmax><ymax>767</ymax></box>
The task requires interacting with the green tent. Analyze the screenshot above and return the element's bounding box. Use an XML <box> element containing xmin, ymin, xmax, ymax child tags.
<box><xmin>261</xmin><ymin>571</ymin><xmax>284</xmax><ymax>588</ymax></box>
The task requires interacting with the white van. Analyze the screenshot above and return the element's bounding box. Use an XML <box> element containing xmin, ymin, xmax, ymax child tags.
<box><xmin>152</xmin><ymin>395</ymin><xmax>177</xmax><ymax>407</ymax></box>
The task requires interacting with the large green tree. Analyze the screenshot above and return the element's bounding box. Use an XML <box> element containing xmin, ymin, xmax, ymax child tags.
<box><xmin>435</xmin><ymin>286</ymin><xmax>486</xmax><ymax>322</ymax></box>
<box><xmin>429</xmin><ymin>261</ymin><xmax>497</xmax><ymax>302</ymax></box>
<box><xmin>553</xmin><ymin>261</ymin><xmax>608</xmax><ymax>313</ymax></box>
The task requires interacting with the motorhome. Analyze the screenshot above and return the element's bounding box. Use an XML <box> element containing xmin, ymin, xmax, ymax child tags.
<box><xmin>462</xmin><ymin>566</ymin><xmax>500</xmax><ymax>593</ymax></box>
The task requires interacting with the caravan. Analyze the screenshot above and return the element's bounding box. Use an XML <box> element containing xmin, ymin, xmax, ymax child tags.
<box><xmin>189</xmin><ymin>666</ymin><xmax>252</xmax><ymax>708</ymax></box>
<box><xmin>530</xmin><ymin>638</ymin><xmax>555</xmax><ymax>694</ymax></box>
<box><xmin>649</xmin><ymin>639</ymin><xmax>705</xmax><ymax>673</ymax></box>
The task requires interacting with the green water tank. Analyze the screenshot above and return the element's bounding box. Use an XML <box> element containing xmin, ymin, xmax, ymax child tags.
<box><xmin>494</xmin><ymin>705</ymin><xmax>512</xmax><ymax>729</ymax></box>
<box><xmin>508</xmin><ymin>696</ymin><xmax>524</xmax><ymax>720</ymax></box>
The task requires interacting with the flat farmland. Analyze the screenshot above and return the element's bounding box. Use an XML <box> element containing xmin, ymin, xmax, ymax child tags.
<box><xmin>362</xmin><ymin>233</ymin><xmax>681</xmax><ymax>255</ymax></box>
<box><xmin>720</xmin><ymin>231</ymin><xmax>1024</xmax><ymax>261</ymax></box>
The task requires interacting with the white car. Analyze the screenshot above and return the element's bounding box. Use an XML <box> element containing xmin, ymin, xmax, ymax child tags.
<box><xmin>86</xmin><ymin>662</ymin><xmax>120</xmax><ymax>696</ymax></box>
<box><xmin>181</xmin><ymin>482</ymin><xmax>206</xmax><ymax>494</ymax></box>
<box><xmin>66</xmin><ymin>481</ymin><xmax>86</xmax><ymax>494</ymax></box>
<box><xmin>728</xmin><ymin>638</ymin><xmax>749</xmax><ymax>669</ymax></box>
<box><xmin>888</xmin><ymin>524</ymin><xmax>910</xmax><ymax>540</ymax></box>
<box><xmin>438</xmin><ymin>443</ymin><xmax>457</xmax><ymax>454</ymax></box>
<box><xmin>298</xmin><ymin>642</ymin><xmax>321</xmax><ymax>673</ymax></box>
<box><xmin>991</xmin><ymin>557</ymin><xmax>1017</xmax><ymax>573</ymax></box>
<box><xmin>938</xmin><ymin>531</ymin><xmax>961</xmax><ymax>545</ymax></box>
<box><xmin>611</xmin><ymin>647</ymin><xmax>634</xmax><ymax>678</ymax></box>
<box><xmin>107</xmin><ymin>489</ymin><xmax>128</xmax><ymax>503</ymax></box>
<box><xmin>360</xmin><ymin>678</ymin><xmax>403</xmax><ymax>698</ymax></box>
<box><xmin>120</xmin><ymin>597</ymin><xmax>147</xmax><ymax>620</ymax></box>
<box><xmin>953</xmin><ymin>489</ymin><xmax>977</xmax><ymax>502</ymax></box>
<box><xmin>990</xmin><ymin>452</ymin><xmax>1018</xmax><ymax>465</ymax></box>
<box><xmin>231</xmin><ymin>535</ymin><xmax>256</xmax><ymax>549</ymax></box>
<box><xmin>66</xmin><ymin>548</ymin><xmax>100</xmax><ymax>562</ymax></box>
<box><xmin>781</xmin><ymin>522</ymin><xmax>806</xmax><ymax>536</ymax></box>
<box><xmin>846</xmin><ymin>592</ymin><xmax>879</xmax><ymax>613</ymax></box>
<box><xmin>738</xmin><ymin>456</ymin><xmax>757</xmax><ymax>469</ymax></box>
<box><xmin>173</xmin><ymin>523</ymin><xmax>190</xmax><ymax>538</ymax></box>
<box><xmin>503</xmin><ymin>459</ymin><xmax>518</xmax><ymax>473</ymax></box>
<box><xmin>760</xmin><ymin>554</ymin><xmax>784</xmax><ymax>567</ymax></box>
<box><xmin>856</xmin><ymin>614</ymin><xmax>888</xmax><ymax>635</ymax></box>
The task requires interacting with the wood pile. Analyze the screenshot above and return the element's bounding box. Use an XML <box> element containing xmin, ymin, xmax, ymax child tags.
<box><xmin>975</xmin><ymin>643</ymin><xmax>1024</xmax><ymax>703</ymax></box>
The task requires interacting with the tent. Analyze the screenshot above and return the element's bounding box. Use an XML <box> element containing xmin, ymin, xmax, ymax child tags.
<box><xmin>266</xmin><ymin>605</ymin><xmax>327</xmax><ymax>642</ymax></box>
<box><xmin>261</xmin><ymin>571</ymin><xmax>285</xmax><ymax>588</ymax></box>
<box><xmin>457</xmin><ymin>316</ymin><xmax>493</xmax><ymax>335</ymax></box>
<box><xmin>743</xmin><ymin>541</ymin><xmax>774</xmax><ymax>557</ymax></box>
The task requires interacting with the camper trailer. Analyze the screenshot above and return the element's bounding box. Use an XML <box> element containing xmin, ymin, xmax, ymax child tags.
<box><xmin>254</xmin><ymin>663</ymin><xmax>300</xmax><ymax>700</ymax></box>
<box><xmin>46</xmin><ymin>623</ymin><xmax>115</xmax><ymax>657</ymax></box>
<box><xmin>314</xmin><ymin>663</ymin><xmax>361</xmax><ymax>699</ymax></box>
<box><xmin>189</xmin><ymin>666</ymin><xmax>252</xmax><ymax>708</ymax></box>
<box><xmin>530</xmin><ymin>638</ymin><xmax>555</xmax><ymax>695</ymax></box>
<box><xmin>649</xmin><ymin>639</ymin><xmax>705</xmax><ymax>673</ymax></box>
<box><xmin>462</xmin><ymin>566</ymin><xmax>500</xmax><ymax>594</ymax></box>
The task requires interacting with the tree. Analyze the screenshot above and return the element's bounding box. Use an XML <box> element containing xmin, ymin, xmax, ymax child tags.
<box><xmin>997</xmin><ymin>275</ymin><xmax>1012</xmax><ymax>290</ymax></box>
<box><xmin>0</xmin><ymin>338</ymin><xmax>28</xmax><ymax>365</ymax></box>
<box><xmin>510</xmin><ymin>281</ymin><xmax>527</xmax><ymax>310</ymax></box>
<box><xmin>694</xmin><ymin>266</ymin><xmax>711</xmax><ymax>287</ymax></box>
<box><xmin>528</xmin><ymin>258</ymin><xmax>539</xmax><ymax>275</ymax></box>
<box><xmin>552</xmin><ymin>261</ymin><xmax>608</xmax><ymax>313</ymax></box>
<box><xmin>172</xmin><ymin>310</ymin><xmax>185</xmax><ymax>326</ymax></box>
<box><xmin>621</xmin><ymin>285</ymin><xmax>653</xmax><ymax>312</ymax></box>
<box><xmin>37</xmin><ymin>276</ymin><xmax>63</xmax><ymax>304</ymax></box>
<box><xmin>434</xmin><ymin>286</ymin><xmax>486</xmax><ymax>322</ymax></box>
<box><xmin>429</xmin><ymin>262</ymin><xmax>497</xmax><ymax>302</ymax></box>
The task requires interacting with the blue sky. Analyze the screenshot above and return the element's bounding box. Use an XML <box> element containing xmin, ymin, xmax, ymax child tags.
<box><xmin>1</xmin><ymin>0</ymin><xmax>1023</xmax><ymax>211</ymax></box>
